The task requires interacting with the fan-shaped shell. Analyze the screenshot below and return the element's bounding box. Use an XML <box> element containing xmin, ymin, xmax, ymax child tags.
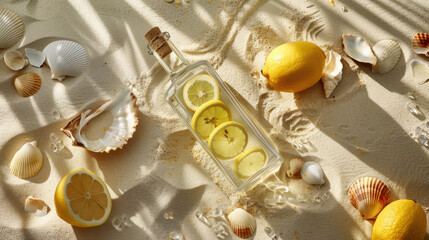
<box><xmin>286</xmin><ymin>158</ymin><xmax>304</xmax><ymax>178</ymax></box>
<box><xmin>61</xmin><ymin>89</ymin><xmax>138</xmax><ymax>153</ymax></box>
<box><xmin>227</xmin><ymin>208</ymin><xmax>256</xmax><ymax>239</ymax></box>
<box><xmin>10</xmin><ymin>141</ymin><xmax>43</xmax><ymax>179</ymax></box>
<box><xmin>25</xmin><ymin>48</ymin><xmax>45</xmax><ymax>68</ymax></box>
<box><xmin>410</xmin><ymin>59</ymin><xmax>429</xmax><ymax>85</ymax></box>
<box><xmin>42</xmin><ymin>40</ymin><xmax>89</xmax><ymax>81</ymax></box>
<box><xmin>25</xmin><ymin>196</ymin><xmax>50</xmax><ymax>216</ymax></box>
<box><xmin>14</xmin><ymin>72</ymin><xmax>41</xmax><ymax>97</ymax></box>
<box><xmin>4</xmin><ymin>49</ymin><xmax>28</xmax><ymax>70</ymax></box>
<box><xmin>342</xmin><ymin>34</ymin><xmax>377</xmax><ymax>65</ymax></box>
<box><xmin>322</xmin><ymin>50</ymin><xmax>343</xmax><ymax>98</ymax></box>
<box><xmin>411</xmin><ymin>32</ymin><xmax>429</xmax><ymax>57</ymax></box>
<box><xmin>348</xmin><ymin>177</ymin><xmax>390</xmax><ymax>219</ymax></box>
<box><xmin>301</xmin><ymin>161</ymin><xmax>325</xmax><ymax>185</ymax></box>
<box><xmin>0</xmin><ymin>9</ymin><xmax>24</xmax><ymax>49</ymax></box>
<box><xmin>372</xmin><ymin>39</ymin><xmax>401</xmax><ymax>74</ymax></box>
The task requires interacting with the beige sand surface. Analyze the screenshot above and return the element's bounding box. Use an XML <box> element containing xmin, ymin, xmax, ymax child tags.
<box><xmin>1</xmin><ymin>0</ymin><xmax>429</xmax><ymax>239</ymax></box>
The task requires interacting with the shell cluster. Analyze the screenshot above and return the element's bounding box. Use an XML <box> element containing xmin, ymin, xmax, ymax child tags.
<box><xmin>227</xmin><ymin>208</ymin><xmax>256</xmax><ymax>239</ymax></box>
<box><xmin>14</xmin><ymin>73</ymin><xmax>42</xmax><ymax>97</ymax></box>
<box><xmin>10</xmin><ymin>141</ymin><xmax>43</xmax><ymax>179</ymax></box>
<box><xmin>300</xmin><ymin>161</ymin><xmax>325</xmax><ymax>185</ymax></box>
<box><xmin>322</xmin><ymin>50</ymin><xmax>343</xmax><ymax>98</ymax></box>
<box><xmin>0</xmin><ymin>9</ymin><xmax>24</xmax><ymax>49</ymax></box>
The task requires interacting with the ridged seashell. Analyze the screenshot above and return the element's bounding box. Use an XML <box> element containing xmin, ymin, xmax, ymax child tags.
<box><xmin>10</xmin><ymin>141</ymin><xmax>43</xmax><ymax>179</ymax></box>
<box><xmin>300</xmin><ymin>161</ymin><xmax>325</xmax><ymax>185</ymax></box>
<box><xmin>61</xmin><ymin>89</ymin><xmax>138</xmax><ymax>153</ymax></box>
<box><xmin>410</xmin><ymin>59</ymin><xmax>429</xmax><ymax>85</ymax></box>
<box><xmin>4</xmin><ymin>49</ymin><xmax>28</xmax><ymax>70</ymax></box>
<box><xmin>0</xmin><ymin>9</ymin><xmax>24</xmax><ymax>49</ymax></box>
<box><xmin>348</xmin><ymin>177</ymin><xmax>390</xmax><ymax>219</ymax></box>
<box><xmin>286</xmin><ymin>158</ymin><xmax>304</xmax><ymax>178</ymax></box>
<box><xmin>25</xmin><ymin>196</ymin><xmax>50</xmax><ymax>216</ymax></box>
<box><xmin>411</xmin><ymin>33</ymin><xmax>429</xmax><ymax>57</ymax></box>
<box><xmin>322</xmin><ymin>50</ymin><xmax>343</xmax><ymax>98</ymax></box>
<box><xmin>42</xmin><ymin>40</ymin><xmax>89</xmax><ymax>81</ymax></box>
<box><xmin>342</xmin><ymin>34</ymin><xmax>377</xmax><ymax>65</ymax></box>
<box><xmin>25</xmin><ymin>48</ymin><xmax>45</xmax><ymax>68</ymax></box>
<box><xmin>14</xmin><ymin>73</ymin><xmax>42</xmax><ymax>97</ymax></box>
<box><xmin>372</xmin><ymin>39</ymin><xmax>401</xmax><ymax>74</ymax></box>
<box><xmin>227</xmin><ymin>208</ymin><xmax>256</xmax><ymax>239</ymax></box>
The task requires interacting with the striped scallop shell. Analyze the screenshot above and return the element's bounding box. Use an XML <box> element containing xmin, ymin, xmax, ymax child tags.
<box><xmin>348</xmin><ymin>177</ymin><xmax>390</xmax><ymax>220</ymax></box>
<box><xmin>0</xmin><ymin>9</ymin><xmax>24</xmax><ymax>49</ymax></box>
<box><xmin>14</xmin><ymin>73</ymin><xmax>41</xmax><ymax>97</ymax></box>
<box><xmin>42</xmin><ymin>40</ymin><xmax>88</xmax><ymax>81</ymax></box>
<box><xmin>10</xmin><ymin>141</ymin><xmax>43</xmax><ymax>179</ymax></box>
<box><xmin>371</xmin><ymin>39</ymin><xmax>401</xmax><ymax>74</ymax></box>
<box><xmin>411</xmin><ymin>32</ymin><xmax>429</xmax><ymax>57</ymax></box>
<box><xmin>228</xmin><ymin>208</ymin><xmax>256</xmax><ymax>239</ymax></box>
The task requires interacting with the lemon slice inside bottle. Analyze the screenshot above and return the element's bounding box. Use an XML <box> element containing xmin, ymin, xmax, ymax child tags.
<box><xmin>234</xmin><ymin>147</ymin><xmax>267</xmax><ymax>179</ymax></box>
<box><xmin>183</xmin><ymin>74</ymin><xmax>220</xmax><ymax>112</ymax></box>
<box><xmin>191</xmin><ymin>100</ymin><xmax>232</xmax><ymax>140</ymax></box>
<box><xmin>208</xmin><ymin>121</ymin><xmax>248</xmax><ymax>160</ymax></box>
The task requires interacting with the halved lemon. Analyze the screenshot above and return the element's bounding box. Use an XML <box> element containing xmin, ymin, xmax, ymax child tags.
<box><xmin>54</xmin><ymin>168</ymin><xmax>112</xmax><ymax>227</ymax></box>
<box><xmin>183</xmin><ymin>74</ymin><xmax>220</xmax><ymax>111</ymax></box>
<box><xmin>191</xmin><ymin>99</ymin><xmax>232</xmax><ymax>140</ymax></box>
<box><xmin>208</xmin><ymin>121</ymin><xmax>248</xmax><ymax>160</ymax></box>
<box><xmin>234</xmin><ymin>147</ymin><xmax>267</xmax><ymax>179</ymax></box>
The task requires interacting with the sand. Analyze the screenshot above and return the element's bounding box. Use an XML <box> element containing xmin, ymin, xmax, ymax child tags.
<box><xmin>1</xmin><ymin>0</ymin><xmax>429</xmax><ymax>239</ymax></box>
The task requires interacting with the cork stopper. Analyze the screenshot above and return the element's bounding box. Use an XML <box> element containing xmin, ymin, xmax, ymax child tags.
<box><xmin>145</xmin><ymin>27</ymin><xmax>172</xmax><ymax>58</ymax></box>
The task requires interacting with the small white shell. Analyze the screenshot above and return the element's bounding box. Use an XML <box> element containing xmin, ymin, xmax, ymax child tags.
<box><xmin>322</xmin><ymin>50</ymin><xmax>343</xmax><ymax>98</ymax></box>
<box><xmin>4</xmin><ymin>49</ymin><xmax>28</xmax><ymax>71</ymax></box>
<box><xmin>42</xmin><ymin>40</ymin><xmax>89</xmax><ymax>81</ymax></box>
<box><xmin>25</xmin><ymin>196</ymin><xmax>50</xmax><ymax>217</ymax></box>
<box><xmin>300</xmin><ymin>161</ymin><xmax>325</xmax><ymax>185</ymax></box>
<box><xmin>410</xmin><ymin>59</ymin><xmax>429</xmax><ymax>85</ymax></box>
<box><xmin>14</xmin><ymin>72</ymin><xmax>42</xmax><ymax>97</ymax></box>
<box><xmin>342</xmin><ymin>34</ymin><xmax>377</xmax><ymax>65</ymax></box>
<box><xmin>0</xmin><ymin>9</ymin><xmax>24</xmax><ymax>49</ymax></box>
<box><xmin>372</xmin><ymin>39</ymin><xmax>401</xmax><ymax>74</ymax></box>
<box><xmin>411</xmin><ymin>32</ymin><xmax>429</xmax><ymax>57</ymax></box>
<box><xmin>286</xmin><ymin>158</ymin><xmax>304</xmax><ymax>178</ymax></box>
<box><xmin>227</xmin><ymin>208</ymin><xmax>256</xmax><ymax>239</ymax></box>
<box><xmin>25</xmin><ymin>48</ymin><xmax>45</xmax><ymax>68</ymax></box>
<box><xmin>10</xmin><ymin>141</ymin><xmax>43</xmax><ymax>179</ymax></box>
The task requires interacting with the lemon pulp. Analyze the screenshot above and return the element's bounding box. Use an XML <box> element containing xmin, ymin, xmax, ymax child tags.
<box><xmin>183</xmin><ymin>74</ymin><xmax>220</xmax><ymax>111</ymax></box>
<box><xmin>191</xmin><ymin>100</ymin><xmax>232</xmax><ymax>140</ymax></box>
<box><xmin>208</xmin><ymin>121</ymin><xmax>248</xmax><ymax>160</ymax></box>
<box><xmin>234</xmin><ymin>147</ymin><xmax>267</xmax><ymax>179</ymax></box>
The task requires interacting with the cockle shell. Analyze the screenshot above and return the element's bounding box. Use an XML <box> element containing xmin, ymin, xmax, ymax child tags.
<box><xmin>322</xmin><ymin>50</ymin><xmax>343</xmax><ymax>98</ymax></box>
<box><xmin>342</xmin><ymin>34</ymin><xmax>377</xmax><ymax>65</ymax></box>
<box><xmin>4</xmin><ymin>49</ymin><xmax>28</xmax><ymax>70</ymax></box>
<box><xmin>25</xmin><ymin>48</ymin><xmax>45</xmax><ymax>68</ymax></box>
<box><xmin>61</xmin><ymin>89</ymin><xmax>138</xmax><ymax>153</ymax></box>
<box><xmin>286</xmin><ymin>158</ymin><xmax>304</xmax><ymax>178</ymax></box>
<box><xmin>42</xmin><ymin>40</ymin><xmax>89</xmax><ymax>81</ymax></box>
<box><xmin>25</xmin><ymin>196</ymin><xmax>50</xmax><ymax>216</ymax></box>
<box><xmin>227</xmin><ymin>208</ymin><xmax>257</xmax><ymax>239</ymax></box>
<box><xmin>348</xmin><ymin>177</ymin><xmax>390</xmax><ymax>220</ymax></box>
<box><xmin>14</xmin><ymin>72</ymin><xmax>42</xmax><ymax>97</ymax></box>
<box><xmin>10</xmin><ymin>141</ymin><xmax>43</xmax><ymax>179</ymax></box>
<box><xmin>300</xmin><ymin>161</ymin><xmax>325</xmax><ymax>185</ymax></box>
<box><xmin>0</xmin><ymin>9</ymin><xmax>24</xmax><ymax>49</ymax></box>
<box><xmin>372</xmin><ymin>39</ymin><xmax>401</xmax><ymax>74</ymax></box>
<box><xmin>410</xmin><ymin>59</ymin><xmax>429</xmax><ymax>85</ymax></box>
<box><xmin>411</xmin><ymin>32</ymin><xmax>429</xmax><ymax>57</ymax></box>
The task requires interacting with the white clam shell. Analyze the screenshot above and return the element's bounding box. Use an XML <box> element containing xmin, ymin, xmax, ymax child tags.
<box><xmin>25</xmin><ymin>48</ymin><xmax>45</xmax><ymax>68</ymax></box>
<box><xmin>300</xmin><ymin>161</ymin><xmax>325</xmax><ymax>185</ymax></box>
<box><xmin>342</xmin><ymin>34</ymin><xmax>377</xmax><ymax>65</ymax></box>
<box><xmin>286</xmin><ymin>158</ymin><xmax>304</xmax><ymax>178</ymax></box>
<box><xmin>42</xmin><ymin>40</ymin><xmax>89</xmax><ymax>81</ymax></box>
<box><xmin>61</xmin><ymin>89</ymin><xmax>138</xmax><ymax>153</ymax></box>
<box><xmin>0</xmin><ymin>9</ymin><xmax>24</xmax><ymax>49</ymax></box>
<box><xmin>25</xmin><ymin>196</ymin><xmax>50</xmax><ymax>217</ymax></box>
<box><xmin>411</xmin><ymin>32</ymin><xmax>429</xmax><ymax>57</ymax></box>
<box><xmin>227</xmin><ymin>208</ymin><xmax>256</xmax><ymax>239</ymax></box>
<box><xmin>410</xmin><ymin>59</ymin><xmax>429</xmax><ymax>85</ymax></box>
<box><xmin>372</xmin><ymin>39</ymin><xmax>401</xmax><ymax>74</ymax></box>
<box><xmin>10</xmin><ymin>141</ymin><xmax>43</xmax><ymax>179</ymax></box>
<box><xmin>4</xmin><ymin>49</ymin><xmax>28</xmax><ymax>70</ymax></box>
<box><xmin>322</xmin><ymin>50</ymin><xmax>343</xmax><ymax>98</ymax></box>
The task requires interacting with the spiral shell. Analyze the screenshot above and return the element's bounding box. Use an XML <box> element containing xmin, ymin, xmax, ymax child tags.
<box><xmin>342</xmin><ymin>34</ymin><xmax>377</xmax><ymax>65</ymax></box>
<box><xmin>228</xmin><ymin>208</ymin><xmax>257</xmax><ymax>239</ymax></box>
<box><xmin>411</xmin><ymin>32</ymin><xmax>429</xmax><ymax>57</ymax></box>
<box><xmin>14</xmin><ymin>73</ymin><xmax>42</xmax><ymax>97</ymax></box>
<box><xmin>10</xmin><ymin>141</ymin><xmax>43</xmax><ymax>179</ymax></box>
<box><xmin>0</xmin><ymin>9</ymin><xmax>24</xmax><ymax>49</ymax></box>
<box><xmin>322</xmin><ymin>50</ymin><xmax>343</xmax><ymax>98</ymax></box>
<box><xmin>301</xmin><ymin>161</ymin><xmax>325</xmax><ymax>185</ymax></box>
<box><xmin>372</xmin><ymin>39</ymin><xmax>401</xmax><ymax>74</ymax></box>
<box><xmin>4</xmin><ymin>49</ymin><xmax>28</xmax><ymax>71</ymax></box>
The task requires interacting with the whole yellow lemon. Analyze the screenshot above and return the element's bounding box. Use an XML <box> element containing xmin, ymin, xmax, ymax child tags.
<box><xmin>262</xmin><ymin>41</ymin><xmax>325</xmax><ymax>92</ymax></box>
<box><xmin>372</xmin><ymin>199</ymin><xmax>427</xmax><ymax>240</ymax></box>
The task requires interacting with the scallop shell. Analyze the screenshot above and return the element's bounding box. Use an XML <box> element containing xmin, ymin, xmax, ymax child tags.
<box><xmin>342</xmin><ymin>34</ymin><xmax>377</xmax><ymax>65</ymax></box>
<box><xmin>25</xmin><ymin>48</ymin><xmax>45</xmax><ymax>68</ymax></box>
<box><xmin>286</xmin><ymin>158</ymin><xmax>304</xmax><ymax>178</ymax></box>
<box><xmin>227</xmin><ymin>208</ymin><xmax>256</xmax><ymax>239</ymax></box>
<box><xmin>372</xmin><ymin>39</ymin><xmax>401</xmax><ymax>74</ymax></box>
<box><xmin>0</xmin><ymin>9</ymin><xmax>24</xmax><ymax>49</ymax></box>
<box><xmin>322</xmin><ymin>50</ymin><xmax>343</xmax><ymax>98</ymax></box>
<box><xmin>410</xmin><ymin>59</ymin><xmax>429</xmax><ymax>85</ymax></box>
<box><xmin>4</xmin><ymin>49</ymin><xmax>28</xmax><ymax>70</ymax></box>
<box><xmin>411</xmin><ymin>32</ymin><xmax>429</xmax><ymax>57</ymax></box>
<box><xmin>10</xmin><ymin>141</ymin><xmax>43</xmax><ymax>179</ymax></box>
<box><xmin>25</xmin><ymin>196</ymin><xmax>50</xmax><ymax>217</ymax></box>
<box><xmin>42</xmin><ymin>40</ymin><xmax>89</xmax><ymax>81</ymax></box>
<box><xmin>348</xmin><ymin>177</ymin><xmax>390</xmax><ymax>219</ymax></box>
<box><xmin>300</xmin><ymin>161</ymin><xmax>325</xmax><ymax>185</ymax></box>
<box><xmin>14</xmin><ymin>72</ymin><xmax>42</xmax><ymax>97</ymax></box>
<box><xmin>61</xmin><ymin>89</ymin><xmax>138</xmax><ymax>153</ymax></box>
